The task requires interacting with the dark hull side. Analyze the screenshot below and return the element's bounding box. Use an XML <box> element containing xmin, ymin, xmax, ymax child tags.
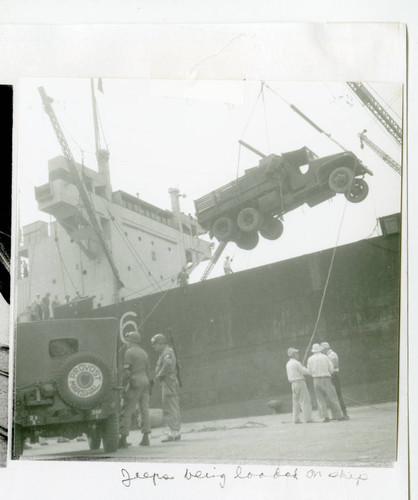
<box><xmin>55</xmin><ymin>234</ymin><xmax>400</xmax><ymax>422</ymax></box>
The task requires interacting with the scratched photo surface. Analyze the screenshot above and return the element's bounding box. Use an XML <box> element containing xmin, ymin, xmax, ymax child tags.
<box><xmin>13</xmin><ymin>77</ymin><xmax>402</xmax><ymax>464</ymax></box>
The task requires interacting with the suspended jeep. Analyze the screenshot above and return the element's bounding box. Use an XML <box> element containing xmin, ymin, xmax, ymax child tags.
<box><xmin>194</xmin><ymin>146</ymin><xmax>373</xmax><ymax>249</ymax></box>
<box><xmin>13</xmin><ymin>318</ymin><xmax>122</xmax><ymax>457</ymax></box>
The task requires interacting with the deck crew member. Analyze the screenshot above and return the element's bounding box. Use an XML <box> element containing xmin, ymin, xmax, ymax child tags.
<box><xmin>223</xmin><ymin>256</ymin><xmax>233</xmax><ymax>275</ymax></box>
<box><xmin>31</xmin><ymin>293</ymin><xmax>43</xmax><ymax>320</ymax></box>
<box><xmin>286</xmin><ymin>347</ymin><xmax>312</xmax><ymax>424</ymax></box>
<box><xmin>119</xmin><ymin>331</ymin><xmax>152</xmax><ymax>448</ymax></box>
<box><xmin>307</xmin><ymin>343</ymin><xmax>344</xmax><ymax>422</ymax></box>
<box><xmin>321</xmin><ymin>342</ymin><xmax>349</xmax><ymax>420</ymax></box>
<box><xmin>151</xmin><ymin>333</ymin><xmax>181</xmax><ymax>442</ymax></box>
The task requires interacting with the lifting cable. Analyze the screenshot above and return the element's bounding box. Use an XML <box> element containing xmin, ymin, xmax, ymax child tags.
<box><xmin>102</xmin><ymin>200</ymin><xmax>161</xmax><ymax>292</ymax></box>
<box><xmin>123</xmin><ymin>271</ymin><xmax>179</xmax><ymax>299</ymax></box>
<box><xmin>261</xmin><ymin>82</ymin><xmax>271</xmax><ymax>153</ymax></box>
<box><xmin>264</xmin><ymin>83</ymin><xmax>348</xmax><ymax>153</ymax></box>
<box><xmin>236</xmin><ymin>81</ymin><xmax>265</xmax><ymax>179</ymax></box>
<box><xmin>301</xmin><ymin>173</ymin><xmax>359</xmax><ymax>365</ymax></box>
<box><xmin>136</xmin><ymin>279</ymin><xmax>176</xmax><ymax>331</ymax></box>
<box><xmin>53</xmin><ymin>223</ymin><xmax>76</xmax><ymax>296</ymax></box>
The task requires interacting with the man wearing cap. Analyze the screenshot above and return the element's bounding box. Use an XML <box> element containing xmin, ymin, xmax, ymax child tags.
<box><xmin>321</xmin><ymin>342</ymin><xmax>349</xmax><ymax>419</ymax></box>
<box><xmin>151</xmin><ymin>333</ymin><xmax>181</xmax><ymax>442</ymax></box>
<box><xmin>307</xmin><ymin>343</ymin><xmax>344</xmax><ymax>422</ymax></box>
<box><xmin>119</xmin><ymin>331</ymin><xmax>152</xmax><ymax>448</ymax></box>
<box><xmin>285</xmin><ymin>348</ymin><xmax>312</xmax><ymax>424</ymax></box>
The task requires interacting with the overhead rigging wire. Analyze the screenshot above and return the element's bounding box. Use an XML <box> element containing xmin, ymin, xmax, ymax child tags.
<box><xmin>53</xmin><ymin>222</ymin><xmax>77</xmax><ymax>296</ymax></box>
<box><xmin>101</xmin><ymin>199</ymin><xmax>162</xmax><ymax>292</ymax></box>
<box><xmin>301</xmin><ymin>169</ymin><xmax>359</xmax><ymax>365</ymax></box>
<box><xmin>235</xmin><ymin>81</ymin><xmax>265</xmax><ymax>179</ymax></box>
<box><xmin>264</xmin><ymin>83</ymin><xmax>348</xmax><ymax>152</ymax></box>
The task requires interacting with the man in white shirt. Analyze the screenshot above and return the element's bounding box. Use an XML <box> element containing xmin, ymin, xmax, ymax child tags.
<box><xmin>307</xmin><ymin>343</ymin><xmax>344</xmax><ymax>422</ymax></box>
<box><xmin>223</xmin><ymin>256</ymin><xmax>233</xmax><ymax>275</ymax></box>
<box><xmin>285</xmin><ymin>347</ymin><xmax>312</xmax><ymax>424</ymax></box>
<box><xmin>321</xmin><ymin>342</ymin><xmax>349</xmax><ymax>419</ymax></box>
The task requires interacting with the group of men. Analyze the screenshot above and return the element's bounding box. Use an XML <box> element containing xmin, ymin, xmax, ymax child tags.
<box><xmin>286</xmin><ymin>341</ymin><xmax>349</xmax><ymax>424</ymax></box>
<box><xmin>118</xmin><ymin>330</ymin><xmax>181</xmax><ymax>449</ymax></box>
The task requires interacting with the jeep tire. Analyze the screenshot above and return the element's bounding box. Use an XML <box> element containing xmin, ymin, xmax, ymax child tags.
<box><xmin>328</xmin><ymin>166</ymin><xmax>354</xmax><ymax>193</ymax></box>
<box><xmin>57</xmin><ymin>352</ymin><xmax>112</xmax><ymax>410</ymax></box>
<box><xmin>103</xmin><ymin>414</ymin><xmax>119</xmax><ymax>453</ymax></box>
<box><xmin>237</xmin><ymin>207</ymin><xmax>264</xmax><ymax>233</ymax></box>
<box><xmin>212</xmin><ymin>216</ymin><xmax>236</xmax><ymax>241</ymax></box>
<box><xmin>88</xmin><ymin>429</ymin><xmax>102</xmax><ymax>451</ymax></box>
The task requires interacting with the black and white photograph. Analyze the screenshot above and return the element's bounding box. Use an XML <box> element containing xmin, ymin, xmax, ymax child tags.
<box><xmin>0</xmin><ymin>18</ymin><xmax>413</xmax><ymax>500</ymax></box>
<box><xmin>14</xmin><ymin>76</ymin><xmax>402</xmax><ymax>463</ymax></box>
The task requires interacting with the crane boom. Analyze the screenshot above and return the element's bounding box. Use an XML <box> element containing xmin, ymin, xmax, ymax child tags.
<box><xmin>359</xmin><ymin>131</ymin><xmax>401</xmax><ymax>175</ymax></box>
<box><xmin>200</xmin><ymin>241</ymin><xmax>228</xmax><ymax>281</ymax></box>
<box><xmin>347</xmin><ymin>82</ymin><xmax>402</xmax><ymax>146</ymax></box>
<box><xmin>38</xmin><ymin>86</ymin><xmax>124</xmax><ymax>290</ymax></box>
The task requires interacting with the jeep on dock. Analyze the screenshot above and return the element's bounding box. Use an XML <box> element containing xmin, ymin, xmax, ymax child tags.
<box><xmin>13</xmin><ymin>318</ymin><xmax>122</xmax><ymax>457</ymax></box>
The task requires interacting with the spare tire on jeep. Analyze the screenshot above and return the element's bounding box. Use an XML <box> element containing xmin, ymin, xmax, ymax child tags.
<box><xmin>57</xmin><ymin>352</ymin><xmax>112</xmax><ymax>409</ymax></box>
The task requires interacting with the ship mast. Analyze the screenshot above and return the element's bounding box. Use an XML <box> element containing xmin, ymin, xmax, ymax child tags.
<box><xmin>90</xmin><ymin>79</ymin><xmax>112</xmax><ymax>199</ymax></box>
<box><xmin>38</xmin><ymin>86</ymin><xmax>124</xmax><ymax>293</ymax></box>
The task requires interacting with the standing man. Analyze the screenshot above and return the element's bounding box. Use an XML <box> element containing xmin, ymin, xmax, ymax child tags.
<box><xmin>32</xmin><ymin>293</ymin><xmax>43</xmax><ymax>320</ymax></box>
<box><xmin>223</xmin><ymin>256</ymin><xmax>233</xmax><ymax>275</ymax></box>
<box><xmin>285</xmin><ymin>347</ymin><xmax>312</xmax><ymax>424</ymax></box>
<box><xmin>151</xmin><ymin>333</ymin><xmax>181</xmax><ymax>442</ymax></box>
<box><xmin>321</xmin><ymin>342</ymin><xmax>349</xmax><ymax>420</ymax></box>
<box><xmin>119</xmin><ymin>331</ymin><xmax>152</xmax><ymax>448</ymax></box>
<box><xmin>307</xmin><ymin>343</ymin><xmax>344</xmax><ymax>422</ymax></box>
<box><xmin>41</xmin><ymin>292</ymin><xmax>51</xmax><ymax>320</ymax></box>
<box><xmin>177</xmin><ymin>266</ymin><xmax>189</xmax><ymax>288</ymax></box>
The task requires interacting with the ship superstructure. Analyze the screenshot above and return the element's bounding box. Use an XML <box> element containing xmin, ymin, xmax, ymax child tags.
<box><xmin>17</xmin><ymin>160</ymin><xmax>211</xmax><ymax>316</ymax></box>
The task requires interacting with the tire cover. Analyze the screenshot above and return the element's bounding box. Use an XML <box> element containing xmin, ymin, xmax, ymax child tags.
<box><xmin>57</xmin><ymin>352</ymin><xmax>112</xmax><ymax>409</ymax></box>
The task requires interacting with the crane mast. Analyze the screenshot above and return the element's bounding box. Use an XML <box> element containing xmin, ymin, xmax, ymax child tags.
<box><xmin>38</xmin><ymin>86</ymin><xmax>124</xmax><ymax>291</ymax></box>
<box><xmin>358</xmin><ymin>130</ymin><xmax>401</xmax><ymax>175</ymax></box>
<box><xmin>346</xmin><ymin>82</ymin><xmax>402</xmax><ymax>146</ymax></box>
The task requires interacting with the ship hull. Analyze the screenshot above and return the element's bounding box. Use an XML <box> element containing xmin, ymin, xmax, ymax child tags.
<box><xmin>54</xmin><ymin>234</ymin><xmax>400</xmax><ymax>422</ymax></box>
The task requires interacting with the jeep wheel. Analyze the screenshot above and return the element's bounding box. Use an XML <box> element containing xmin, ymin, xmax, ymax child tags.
<box><xmin>88</xmin><ymin>429</ymin><xmax>102</xmax><ymax>450</ymax></box>
<box><xmin>57</xmin><ymin>352</ymin><xmax>112</xmax><ymax>410</ymax></box>
<box><xmin>212</xmin><ymin>216</ymin><xmax>236</xmax><ymax>241</ymax></box>
<box><xmin>235</xmin><ymin>231</ymin><xmax>259</xmax><ymax>250</ymax></box>
<box><xmin>344</xmin><ymin>179</ymin><xmax>369</xmax><ymax>203</ymax></box>
<box><xmin>328</xmin><ymin>166</ymin><xmax>354</xmax><ymax>193</ymax></box>
<box><xmin>259</xmin><ymin>218</ymin><xmax>284</xmax><ymax>240</ymax></box>
<box><xmin>237</xmin><ymin>207</ymin><xmax>264</xmax><ymax>232</ymax></box>
<box><xmin>13</xmin><ymin>425</ymin><xmax>24</xmax><ymax>458</ymax></box>
<box><xmin>103</xmin><ymin>414</ymin><xmax>119</xmax><ymax>453</ymax></box>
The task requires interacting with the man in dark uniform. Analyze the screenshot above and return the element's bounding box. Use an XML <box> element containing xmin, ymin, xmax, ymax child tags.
<box><xmin>151</xmin><ymin>333</ymin><xmax>181</xmax><ymax>442</ymax></box>
<box><xmin>119</xmin><ymin>331</ymin><xmax>153</xmax><ymax>448</ymax></box>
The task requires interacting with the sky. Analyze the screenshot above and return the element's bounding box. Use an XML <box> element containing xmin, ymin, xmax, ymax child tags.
<box><xmin>16</xmin><ymin>78</ymin><xmax>402</xmax><ymax>280</ymax></box>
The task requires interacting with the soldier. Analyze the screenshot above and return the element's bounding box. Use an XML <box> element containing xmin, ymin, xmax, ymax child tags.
<box><xmin>285</xmin><ymin>347</ymin><xmax>312</xmax><ymax>424</ymax></box>
<box><xmin>151</xmin><ymin>333</ymin><xmax>181</xmax><ymax>442</ymax></box>
<box><xmin>119</xmin><ymin>331</ymin><xmax>152</xmax><ymax>448</ymax></box>
<box><xmin>321</xmin><ymin>342</ymin><xmax>349</xmax><ymax>420</ymax></box>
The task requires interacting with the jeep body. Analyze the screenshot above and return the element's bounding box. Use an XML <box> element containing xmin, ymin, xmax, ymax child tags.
<box><xmin>14</xmin><ymin>318</ymin><xmax>122</xmax><ymax>457</ymax></box>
